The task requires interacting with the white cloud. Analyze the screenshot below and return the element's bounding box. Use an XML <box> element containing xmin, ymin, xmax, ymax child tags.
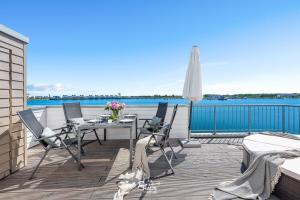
<box><xmin>27</xmin><ymin>83</ymin><xmax>67</xmax><ymax>93</ymax></box>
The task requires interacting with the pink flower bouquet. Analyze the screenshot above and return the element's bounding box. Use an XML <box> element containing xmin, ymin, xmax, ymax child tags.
<box><xmin>105</xmin><ymin>102</ymin><xmax>125</xmax><ymax>120</ymax></box>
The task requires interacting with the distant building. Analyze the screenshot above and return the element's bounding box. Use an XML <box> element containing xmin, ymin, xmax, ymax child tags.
<box><xmin>50</xmin><ymin>96</ymin><xmax>61</xmax><ymax>100</ymax></box>
<box><xmin>277</xmin><ymin>93</ymin><xmax>298</xmax><ymax>98</ymax></box>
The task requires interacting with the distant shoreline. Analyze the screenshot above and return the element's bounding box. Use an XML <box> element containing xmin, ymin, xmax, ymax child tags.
<box><xmin>27</xmin><ymin>93</ymin><xmax>300</xmax><ymax>101</ymax></box>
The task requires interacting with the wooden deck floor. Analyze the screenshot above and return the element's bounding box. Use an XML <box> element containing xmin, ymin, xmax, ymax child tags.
<box><xmin>0</xmin><ymin>138</ymin><xmax>245</xmax><ymax>200</ymax></box>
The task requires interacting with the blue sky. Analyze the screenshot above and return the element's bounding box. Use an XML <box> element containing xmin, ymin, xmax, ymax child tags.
<box><xmin>1</xmin><ymin>0</ymin><xmax>300</xmax><ymax>96</ymax></box>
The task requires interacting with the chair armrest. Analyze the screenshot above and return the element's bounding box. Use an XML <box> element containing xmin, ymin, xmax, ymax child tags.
<box><xmin>52</xmin><ymin>126</ymin><xmax>69</xmax><ymax>131</ymax></box>
<box><xmin>139</xmin><ymin>118</ymin><xmax>152</xmax><ymax>121</ymax></box>
<box><xmin>34</xmin><ymin>132</ymin><xmax>66</xmax><ymax>141</ymax></box>
<box><xmin>161</xmin><ymin>123</ymin><xmax>171</xmax><ymax>129</ymax></box>
<box><xmin>151</xmin><ymin>133</ymin><xmax>165</xmax><ymax>137</ymax></box>
<box><xmin>67</xmin><ymin>121</ymin><xmax>81</xmax><ymax>125</ymax></box>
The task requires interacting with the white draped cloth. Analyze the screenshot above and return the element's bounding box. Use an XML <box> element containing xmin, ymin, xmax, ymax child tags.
<box><xmin>113</xmin><ymin>136</ymin><xmax>152</xmax><ymax>200</ymax></box>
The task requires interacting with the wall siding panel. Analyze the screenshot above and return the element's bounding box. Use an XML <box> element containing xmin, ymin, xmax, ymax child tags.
<box><xmin>11</xmin><ymin>122</ymin><xmax>23</xmax><ymax>133</ymax></box>
<box><xmin>0</xmin><ymin>90</ymin><xmax>9</xmax><ymax>99</ymax></box>
<box><xmin>0</xmin><ymin>80</ymin><xmax>9</xmax><ymax>89</ymax></box>
<box><xmin>0</xmin><ymin>71</ymin><xmax>9</xmax><ymax>80</ymax></box>
<box><xmin>0</xmin><ymin>153</ymin><xmax>9</xmax><ymax>165</ymax></box>
<box><xmin>0</xmin><ymin>132</ymin><xmax>9</xmax><ymax>145</ymax></box>
<box><xmin>0</xmin><ymin>33</ymin><xmax>24</xmax><ymax>49</ymax></box>
<box><xmin>0</xmin><ymin>28</ymin><xmax>27</xmax><ymax>180</ymax></box>
<box><xmin>12</xmin><ymin>81</ymin><xmax>23</xmax><ymax>90</ymax></box>
<box><xmin>0</xmin><ymin>117</ymin><xmax>9</xmax><ymax>127</ymax></box>
<box><xmin>0</xmin><ymin>99</ymin><xmax>9</xmax><ymax>107</ymax></box>
<box><xmin>0</xmin><ymin>126</ymin><xmax>9</xmax><ymax>136</ymax></box>
<box><xmin>11</xmin><ymin>154</ymin><xmax>25</xmax><ymax>172</ymax></box>
<box><xmin>11</xmin><ymin>98</ymin><xmax>23</xmax><ymax>106</ymax></box>
<box><xmin>0</xmin><ymin>41</ymin><xmax>23</xmax><ymax>57</ymax></box>
<box><xmin>0</xmin><ymin>47</ymin><xmax>9</xmax><ymax>54</ymax></box>
<box><xmin>11</xmin><ymin>90</ymin><xmax>23</xmax><ymax>98</ymax></box>
<box><xmin>12</xmin><ymin>55</ymin><xmax>23</xmax><ymax>65</ymax></box>
<box><xmin>0</xmin><ymin>52</ymin><xmax>9</xmax><ymax>63</ymax></box>
<box><xmin>11</xmin><ymin>64</ymin><xmax>23</xmax><ymax>73</ymax></box>
<box><xmin>11</xmin><ymin>130</ymin><xmax>24</xmax><ymax>141</ymax></box>
<box><xmin>11</xmin><ymin>106</ymin><xmax>23</xmax><ymax>115</ymax></box>
<box><xmin>11</xmin><ymin>72</ymin><xmax>23</xmax><ymax>81</ymax></box>
<box><xmin>0</xmin><ymin>143</ymin><xmax>10</xmax><ymax>154</ymax></box>
<box><xmin>0</xmin><ymin>61</ymin><xmax>9</xmax><ymax>71</ymax></box>
<box><xmin>0</xmin><ymin>162</ymin><xmax>10</xmax><ymax>175</ymax></box>
<box><xmin>0</xmin><ymin>108</ymin><xmax>9</xmax><ymax>117</ymax></box>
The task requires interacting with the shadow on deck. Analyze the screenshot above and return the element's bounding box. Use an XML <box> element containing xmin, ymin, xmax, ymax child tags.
<box><xmin>0</xmin><ymin>139</ymin><xmax>244</xmax><ymax>199</ymax></box>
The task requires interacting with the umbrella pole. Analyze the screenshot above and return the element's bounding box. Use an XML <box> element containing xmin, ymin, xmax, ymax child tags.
<box><xmin>188</xmin><ymin>101</ymin><xmax>193</xmax><ymax>141</ymax></box>
<box><xmin>179</xmin><ymin>100</ymin><xmax>201</xmax><ymax>148</ymax></box>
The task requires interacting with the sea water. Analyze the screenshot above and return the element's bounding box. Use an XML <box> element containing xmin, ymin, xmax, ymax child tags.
<box><xmin>28</xmin><ymin>98</ymin><xmax>300</xmax><ymax>135</ymax></box>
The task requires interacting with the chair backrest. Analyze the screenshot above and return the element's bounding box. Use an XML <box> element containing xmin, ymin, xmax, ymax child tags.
<box><xmin>18</xmin><ymin>109</ymin><xmax>48</xmax><ymax>147</ymax></box>
<box><xmin>161</xmin><ymin>104</ymin><xmax>178</xmax><ymax>141</ymax></box>
<box><xmin>155</xmin><ymin>102</ymin><xmax>168</xmax><ymax>124</ymax></box>
<box><xmin>63</xmin><ymin>102</ymin><xmax>83</xmax><ymax>123</ymax></box>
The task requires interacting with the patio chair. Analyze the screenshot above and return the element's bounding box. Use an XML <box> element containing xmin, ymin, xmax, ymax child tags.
<box><xmin>137</xmin><ymin>102</ymin><xmax>168</xmax><ymax>139</ymax></box>
<box><xmin>146</xmin><ymin>104</ymin><xmax>178</xmax><ymax>175</ymax></box>
<box><xmin>63</xmin><ymin>102</ymin><xmax>102</xmax><ymax>146</ymax></box>
<box><xmin>18</xmin><ymin>109</ymin><xmax>84</xmax><ymax>180</ymax></box>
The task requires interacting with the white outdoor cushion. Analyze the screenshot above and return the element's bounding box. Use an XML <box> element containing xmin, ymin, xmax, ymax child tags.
<box><xmin>70</xmin><ymin>117</ymin><xmax>85</xmax><ymax>125</ymax></box>
<box><xmin>41</xmin><ymin>127</ymin><xmax>61</xmax><ymax>147</ymax></box>
<box><xmin>243</xmin><ymin>134</ymin><xmax>300</xmax><ymax>152</ymax></box>
<box><xmin>281</xmin><ymin>157</ymin><xmax>300</xmax><ymax>181</ymax></box>
<box><xmin>243</xmin><ymin>134</ymin><xmax>300</xmax><ymax>180</ymax></box>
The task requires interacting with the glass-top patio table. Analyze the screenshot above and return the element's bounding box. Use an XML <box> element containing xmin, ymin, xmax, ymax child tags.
<box><xmin>76</xmin><ymin>116</ymin><xmax>137</xmax><ymax>170</ymax></box>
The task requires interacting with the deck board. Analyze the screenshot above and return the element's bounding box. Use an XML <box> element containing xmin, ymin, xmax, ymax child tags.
<box><xmin>0</xmin><ymin>138</ymin><xmax>263</xmax><ymax>199</ymax></box>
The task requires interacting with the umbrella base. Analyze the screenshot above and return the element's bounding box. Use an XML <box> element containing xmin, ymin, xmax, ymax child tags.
<box><xmin>179</xmin><ymin>139</ymin><xmax>202</xmax><ymax>148</ymax></box>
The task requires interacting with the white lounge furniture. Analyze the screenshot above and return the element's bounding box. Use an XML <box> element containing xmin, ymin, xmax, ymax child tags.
<box><xmin>242</xmin><ymin>133</ymin><xmax>300</xmax><ymax>200</ymax></box>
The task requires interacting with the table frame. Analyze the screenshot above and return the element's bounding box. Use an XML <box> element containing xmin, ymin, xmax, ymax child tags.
<box><xmin>76</xmin><ymin>119</ymin><xmax>136</xmax><ymax>170</ymax></box>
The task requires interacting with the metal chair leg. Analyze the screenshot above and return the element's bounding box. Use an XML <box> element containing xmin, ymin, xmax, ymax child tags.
<box><xmin>80</xmin><ymin>146</ymin><xmax>85</xmax><ymax>155</ymax></box>
<box><xmin>93</xmin><ymin>129</ymin><xmax>102</xmax><ymax>145</ymax></box>
<box><xmin>29</xmin><ymin>147</ymin><xmax>50</xmax><ymax>180</ymax></box>
<box><xmin>167</xmin><ymin>141</ymin><xmax>177</xmax><ymax>159</ymax></box>
<box><xmin>81</xmin><ymin>132</ymin><xmax>86</xmax><ymax>142</ymax></box>
<box><xmin>160</xmin><ymin>146</ymin><xmax>175</xmax><ymax>174</ymax></box>
<box><xmin>61</xmin><ymin>140</ymin><xmax>85</xmax><ymax>168</ymax></box>
<box><xmin>145</xmin><ymin>136</ymin><xmax>175</xmax><ymax>175</ymax></box>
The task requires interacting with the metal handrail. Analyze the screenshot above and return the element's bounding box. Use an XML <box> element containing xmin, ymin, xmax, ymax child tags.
<box><xmin>191</xmin><ymin>104</ymin><xmax>300</xmax><ymax>134</ymax></box>
<box><xmin>193</xmin><ymin>104</ymin><xmax>300</xmax><ymax>107</ymax></box>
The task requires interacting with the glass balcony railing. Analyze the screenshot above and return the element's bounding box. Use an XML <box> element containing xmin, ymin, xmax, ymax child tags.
<box><xmin>191</xmin><ymin>104</ymin><xmax>300</xmax><ymax>135</ymax></box>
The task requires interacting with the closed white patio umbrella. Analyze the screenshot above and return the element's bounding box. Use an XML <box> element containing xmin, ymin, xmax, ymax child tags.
<box><xmin>180</xmin><ymin>45</ymin><xmax>202</xmax><ymax>147</ymax></box>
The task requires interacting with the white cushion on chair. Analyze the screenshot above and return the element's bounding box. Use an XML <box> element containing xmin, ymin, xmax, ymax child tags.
<box><xmin>41</xmin><ymin>127</ymin><xmax>61</xmax><ymax>147</ymax></box>
<box><xmin>70</xmin><ymin>117</ymin><xmax>85</xmax><ymax>130</ymax></box>
<box><xmin>70</xmin><ymin>117</ymin><xmax>85</xmax><ymax>125</ymax></box>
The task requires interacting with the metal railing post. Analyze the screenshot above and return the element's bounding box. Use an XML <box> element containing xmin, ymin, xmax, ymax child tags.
<box><xmin>248</xmin><ymin>105</ymin><xmax>251</xmax><ymax>134</ymax></box>
<box><xmin>299</xmin><ymin>107</ymin><xmax>300</xmax><ymax>134</ymax></box>
<box><xmin>191</xmin><ymin>104</ymin><xmax>295</xmax><ymax>134</ymax></box>
<box><xmin>293</xmin><ymin>107</ymin><xmax>296</xmax><ymax>134</ymax></box>
<box><xmin>282</xmin><ymin>106</ymin><xmax>285</xmax><ymax>133</ymax></box>
<box><xmin>213</xmin><ymin>106</ymin><xmax>216</xmax><ymax>134</ymax></box>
